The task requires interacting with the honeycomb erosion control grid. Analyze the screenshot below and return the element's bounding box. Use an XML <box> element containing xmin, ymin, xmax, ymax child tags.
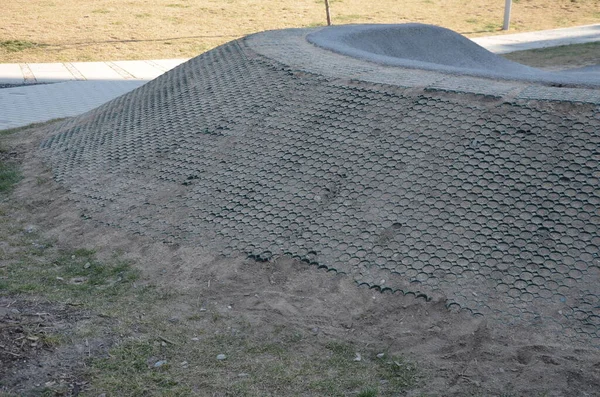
<box><xmin>41</xmin><ymin>27</ymin><xmax>600</xmax><ymax>345</ymax></box>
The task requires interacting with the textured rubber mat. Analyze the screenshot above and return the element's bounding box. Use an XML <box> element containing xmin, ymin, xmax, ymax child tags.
<box><xmin>41</xmin><ymin>30</ymin><xmax>600</xmax><ymax>345</ymax></box>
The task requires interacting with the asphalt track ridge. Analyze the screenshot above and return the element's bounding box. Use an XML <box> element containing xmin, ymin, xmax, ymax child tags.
<box><xmin>39</xmin><ymin>25</ymin><xmax>600</xmax><ymax>347</ymax></box>
<box><xmin>306</xmin><ymin>24</ymin><xmax>600</xmax><ymax>87</ymax></box>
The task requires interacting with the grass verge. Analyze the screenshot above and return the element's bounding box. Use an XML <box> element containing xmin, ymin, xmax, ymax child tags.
<box><xmin>0</xmin><ymin>40</ymin><xmax>47</xmax><ymax>53</ymax></box>
<box><xmin>0</xmin><ymin>163</ymin><xmax>20</xmax><ymax>194</ymax></box>
<box><xmin>0</xmin><ymin>0</ymin><xmax>598</xmax><ymax>62</ymax></box>
<box><xmin>0</xmin><ymin>211</ymin><xmax>422</xmax><ymax>396</ymax></box>
<box><xmin>503</xmin><ymin>41</ymin><xmax>600</xmax><ymax>70</ymax></box>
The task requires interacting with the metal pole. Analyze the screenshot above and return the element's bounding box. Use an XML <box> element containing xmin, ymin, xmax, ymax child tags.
<box><xmin>502</xmin><ymin>0</ymin><xmax>512</xmax><ymax>31</ymax></box>
<box><xmin>325</xmin><ymin>0</ymin><xmax>332</xmax><ymax>26</ymax></box>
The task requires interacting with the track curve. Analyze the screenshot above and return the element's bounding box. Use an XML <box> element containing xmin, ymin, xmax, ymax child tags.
<box><xmin>307</xmin><ymin>23</ymin><xmax>600</xmax><ymax>86</ymax></box>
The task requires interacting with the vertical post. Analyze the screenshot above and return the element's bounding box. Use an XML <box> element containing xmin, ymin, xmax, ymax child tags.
<box><xmin>324</xmin><ymin>0</ymin><xmax>332</xmax><ymax>26</ymax></box>
<box><xmin>503</xmin><ymin>0</ymin><xmax>512</xmax><ymax>31</ymax></box>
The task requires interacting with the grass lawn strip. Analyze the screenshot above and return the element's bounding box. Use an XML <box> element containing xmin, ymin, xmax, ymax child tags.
<box><xmin>0</xmin><ymin>0</ymin><xmax>598</xmax><ymax>62</ymax></box>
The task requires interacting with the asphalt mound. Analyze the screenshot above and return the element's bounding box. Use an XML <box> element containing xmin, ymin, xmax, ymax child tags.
<box><xmin>307</xmin><ymin>24</ymin><xmax>600</xmax><ymax>86</ymax></box>
<box><xmin>41</xmin><ymin>26</ymin><xmax>600</xmax><ymax>345</ymax></box>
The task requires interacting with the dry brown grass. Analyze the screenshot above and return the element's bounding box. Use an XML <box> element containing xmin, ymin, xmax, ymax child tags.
<box><xmin>0</xmin><ymin>0</ymin><xmax>598</xmax><ymax>63</ymax></box>
<box><xmin>504</xmin><ymin>41</ymin><xmax>600</xmax><ymax>71</ymax></box>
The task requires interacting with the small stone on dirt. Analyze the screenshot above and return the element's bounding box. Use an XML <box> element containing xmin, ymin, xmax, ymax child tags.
<box><xmin>153</xmin><ymin>360</ymin><xmax>167</xmax><ymax>368</ymax></box>
<box><xmin>69</xmin><ymin>277</ymin><xmax>87</xmax><ymax>284</ymax></box>
<box><xmin>24</xmin><ymin>225</ymin><xmax>37</xmax><ymax>234</ymax></box>
<box><xmin>217</xmin><ymin>354</ymin><xmax>226</xmax><ymax>360</ymax></box>
<box><xmin>83</xmin><ymin>262</ymin><xmax>91</xmax><ymax>269</ymax></box>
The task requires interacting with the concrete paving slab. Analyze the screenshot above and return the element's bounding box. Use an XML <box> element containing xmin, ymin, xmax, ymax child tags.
<box><xmin>0</xmin><ymin>80</ymin><xmax>145</xmax><ymax>130</ymax></box>
<box><xmin>28</xmin><ymin>62</ymin><xmax>77</xmax><ymax>83</ymax></box>
<box><xmin>69</xmin><ymin>62</ymin><xmax>125</xmax><ymax>81</ymax></box>
<box><xmin>149</xmin><ymin>59</ymin><xmax>188</xmax><ymax>71</ymax></box>
<box><xmin>112</xmin><ymin>60</ymin><xmax>165</xmax><ymax>80</ymax></box>
<box><xmin>104</xmin><ymin>62</ymin><xmax>136</xmax><ymax>79</ymax></box>
<box><xmin>0</xmin><ymin>64</ymin><xmax>25</xmax><ymax>85</ymax></box>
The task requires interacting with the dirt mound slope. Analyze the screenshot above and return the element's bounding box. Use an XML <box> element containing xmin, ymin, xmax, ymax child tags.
<box><xmin>41</xmin><ymin>26</ymin><xmax>600</xmax><ymax>347</ymax></box>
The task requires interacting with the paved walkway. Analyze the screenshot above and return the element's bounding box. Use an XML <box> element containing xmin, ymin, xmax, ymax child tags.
<box><xmin>0</xmin><ymin>24</ymin><xmax>598</xmax><ymax>130</ymax></box>
<box><xmin>0</xmin><ymin>59</ymin><xmax>187</xmax><ymax>86</ymax></box>
<box><xmin>471</xmin><ymin>23</ymin><xmax>600</xmax><ymax>54</ymax></box>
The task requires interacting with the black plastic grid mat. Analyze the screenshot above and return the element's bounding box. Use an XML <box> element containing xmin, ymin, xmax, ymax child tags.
<box><xmin>41</xmin><ymin>36</ymin><xmax>600</xmax><ymax>345</ymax></box>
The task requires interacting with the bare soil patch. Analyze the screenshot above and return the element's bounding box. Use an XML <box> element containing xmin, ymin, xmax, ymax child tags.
<box><xmin>0</xmin><ymin>0</ymin><xmax>599</xmax><ymax>62</ymax></box>
<box><xmin>0</xmin><ymin>297</ymin><xmax>106</xmax><ymax>395</ymax></box>
<box><xmin>1</xmin><ymin>111</ymin><xmax>600</xmax><ymax>395</ymax></box>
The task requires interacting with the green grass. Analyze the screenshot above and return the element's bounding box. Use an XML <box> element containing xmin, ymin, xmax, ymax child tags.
<box><xmin>358</xmin><ymin>388</ymin><xmax>379</xmax><ymax>397</ymax></box>
<box><xmin>0</xmin><ymin>121</ymin><xmax>21</xmax><ymax>194</ymax></box>
<box><xmin>0</xmin><ymin>119</ymin><xmax>65</xmax><ymax>196</ymax></box>
<box><xmin>88</xmin><ymin>339</ymin><xmax>191</xmax><ymax>395</ymax></box>
<box><xmin>86</xmin><ymin>332</ymin><xmax>420</xmax><ymax>396</ymax></box>
<box><xmin>482</xmin><ymin>22</ymin><xmax>501</xmax><ymax>32</ymax></box>
<box><xmin>0</xmin><ymin>244</ymin><xmax>140</xmax><ymax>303</ymax></box>
<box><xmin>0</xmin><ymin>40</ymin><xmax>46</xmax><ymax>53</ymax></box>
<box><xmin>166</xmin><ymin>3</ymin><xmax>190</xmax><ymax>8</ymax></box>
<box><xmin>0</xmin><ymin>163</ymin><xmax>20</xmax><ymax>193</ymax></box>
<box><xmin>336</xmin><ymin>14</ymin><xmax>362</xmax><ymax>22</ymax></box>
